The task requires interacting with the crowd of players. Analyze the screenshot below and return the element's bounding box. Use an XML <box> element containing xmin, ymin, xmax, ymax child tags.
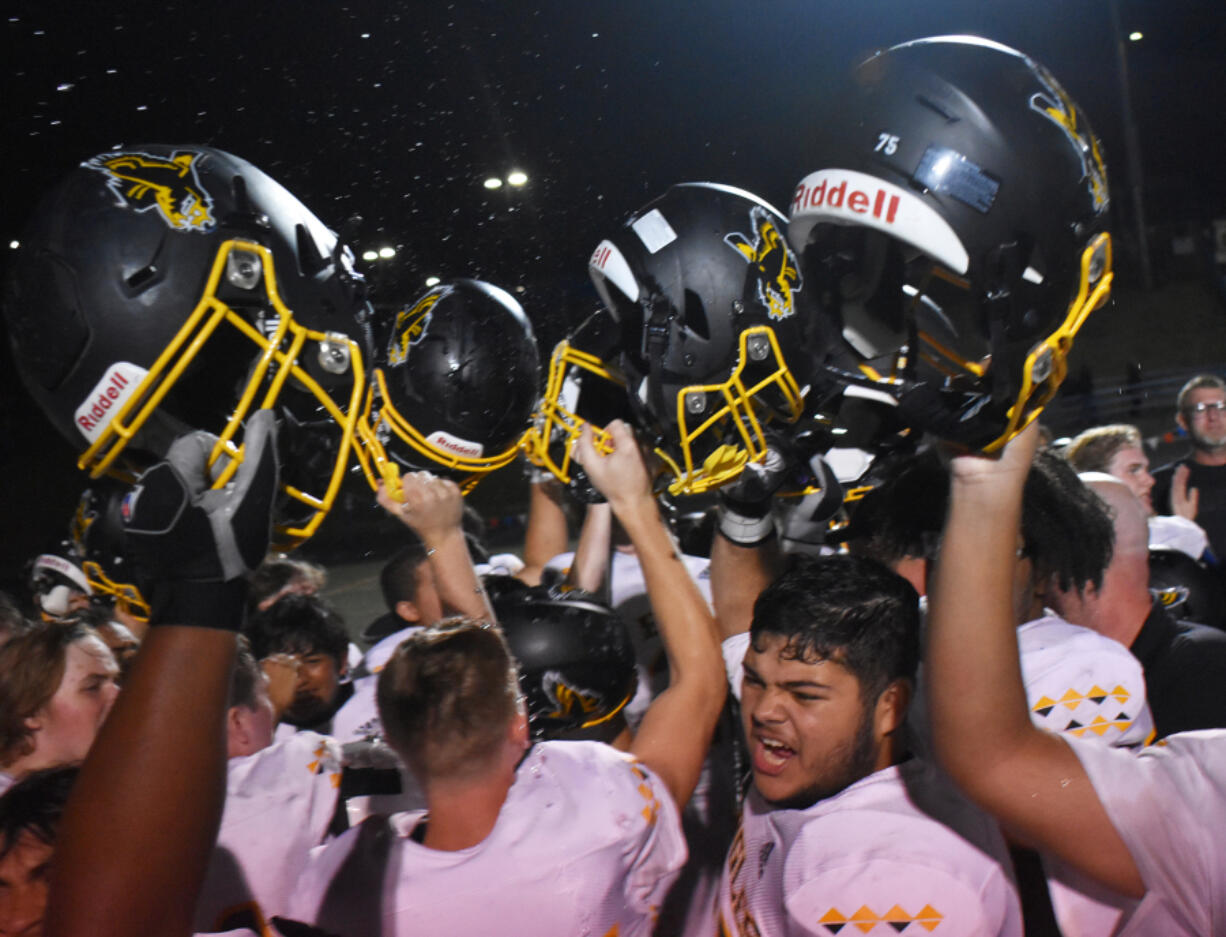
<box><xmin>2</xmin><ymin>33</ymin><xmax>1226</xmax><ymax>937</ymax></box>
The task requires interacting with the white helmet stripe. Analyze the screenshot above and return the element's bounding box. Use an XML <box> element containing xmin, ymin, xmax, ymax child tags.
<box><xmin>588</xmin><ymin>239</ymin><xmax>640</xmax><ymax>303</ymax></box>
<box><xmin>789</xmin><ymin>168</ymin><xmax>970</xmax><ymax>275</ymax></box>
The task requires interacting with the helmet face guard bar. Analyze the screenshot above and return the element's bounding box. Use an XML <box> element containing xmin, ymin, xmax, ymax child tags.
<box><xmin>354</xmin><ymin>367</ymin><xmax>529</xmax><ymax>497</ymax></box>
<box><xmin>522</xmin><ymin>339</ymin><xmax>620</xmax><ymax>486</ymax></box>
<box><xmin>76</xmin><ymin>239</ymin><xmax>367</xmax><ymax>549</ymax></box>
<box><xmin>82</xmin><ymin>559</ymin><xmax>151</xmax><ymax>623</ymax></box>
<box><xmin>979</xmin><ymin>231</ymin><xmax>1112</xmax><ymax>453</ymax></box>
<box><xmin>659</xmin><ymin>325</ymin><xmax>805</xmax><ymax>496</ymax></box>
<box><xmin>826</xmin><ymin>233</ymin><xmax>1112</xmax><ymax>454</ymax></box>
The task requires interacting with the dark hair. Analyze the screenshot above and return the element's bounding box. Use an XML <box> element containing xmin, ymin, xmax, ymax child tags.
<box><xmin>229</xmin><ymin>635</ymin><xmax>263</xmax><ymax>710</ymax></box>
<box><xmin>246</xmin><ymin>556</ymin><xmax>326</xmax><ymax>613</ymax></box>
<box><xmin>843</xmin><ymin>452</ymin><xmax>948</xmax><ymax>566</ymax></box>
<box><xmin>1063</xmin><ymin>424</ymin><xmax>1143</xmax><ymax>474</ymax></box>
<box><xmin>377</xmin><ymin>617</ymin><xmax>519</xmax><ymax>780</ymax></box>
<box><xmin>0</xmin><ymin>620</ymin><xmax>99</xmax><ymax>765</ymax></box>
<box><xmin>750</xmin><ymin>554</ymin><xmax>920</xmax><ymax>703</ymax></box>
<box><xmin>1022</xmin><ymin>449</ymin><xmax>1114</xmax><ymax>593</ymax></box>
<box><xmin>379</xmin><ymin>540</ymin><xmax>431</xmax><ymax>612</ymax></box>
<box><xmin>0</xmin><ymin>764</ymin><xmax>79</xmax><ymax>858</ymax></box>
<box><xmin>243</xmin><ymin>593</ymin><xmax>348</xmax><ymax>665</ymax></box>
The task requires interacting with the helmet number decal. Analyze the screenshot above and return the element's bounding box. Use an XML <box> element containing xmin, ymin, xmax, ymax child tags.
<box><xmin>875</xmin><ymin>133</ymin><xmax>900</xmax><ymax>155</ymax></box>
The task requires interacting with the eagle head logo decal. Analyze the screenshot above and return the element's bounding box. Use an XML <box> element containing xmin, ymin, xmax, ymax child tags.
<box><xmin>85</xmin><ymin>150</ymin><xmax>216</xmax><ymax>232</ymax></box>
<box><xmin>542</xmin><ymin>670</ymin><xmax>603</xmax><ymax>723</ymax></box>
<box><xmin>387</xmin><ymin>287</ymin><xmax>449</xmax><ymax>368</ymax></box>
<box><xmin>1029</xmin><ymin>63</ymin><xmax>1109</xmax><ymax>213</ymax></box>
<box><xmin>724</xmin><ymin>206</ymin><xmax>802</xmax><ymax>321</ymax></box>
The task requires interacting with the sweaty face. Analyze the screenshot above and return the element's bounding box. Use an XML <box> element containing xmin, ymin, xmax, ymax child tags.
<box><xmin>283</xmin><ymin>651</ymin><xmax>343</xmax><ymax>727</ymax></box>
<box><xmin>0</xmin><ymin>832</ymin><xmax>54</xmax><ymax>937</ymax></box>
<box><xmin>1106</xmin><ymin>445</ymin><xmax>1155</xmax><ymax>513</ymax></box>
<box><xmin>1182</xmin><ymin>388</ymin><xmax>1226</xmax><ymax>452</ymax></box>
<box><xmin>27</xmin><ymin>637</ymin><xmax>120</xmax><ymax>769</ymax></box>
<box><xmin>741</xmin><ymin>633</ymin><xmax>880</xmax><ymax>810</ymax></box>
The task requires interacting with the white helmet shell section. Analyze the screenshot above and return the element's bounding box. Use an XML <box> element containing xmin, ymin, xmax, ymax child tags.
<box><xmin>588</xmin><ymin>239</ymin><xmax>640</xmax><ymax>305</ymax></box>
<box><xmin>789</xmin><ymin>168</ymin><xmax>970</xmax><ymax>276</ymax></box>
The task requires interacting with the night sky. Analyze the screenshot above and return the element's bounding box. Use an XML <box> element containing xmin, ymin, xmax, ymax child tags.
<box><xmin>1</xmin><ymin>0</ymin><xmax>1223</xmax><ymax>584</ymax></box>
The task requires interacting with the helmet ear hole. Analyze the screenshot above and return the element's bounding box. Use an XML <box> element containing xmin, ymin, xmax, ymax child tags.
<box><xmin>231</xmin><ymin>175</ymin><xmax>253</xmax><ymax>214</ymax></box>
<box><xmin>682</xmin><ymin>288</ymin><xmax>710</xmax><ymax>340</ymax></box>
<box><xmin>125</xmin><ymin>265</ymin><xmax>159</xmax><ymax>292</ymax></box>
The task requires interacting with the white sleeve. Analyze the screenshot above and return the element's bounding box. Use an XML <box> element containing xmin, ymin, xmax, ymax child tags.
<box><xmin>723</xmin><ymin>632</ymin><xmax>750</xmax><ymax>702</ymax></box>
<box><xmin>1070</xmin><ymin>734</ymin><xmax>1225</xmax><ymax>935</ymax></box>
<box><xmin>785</xmin><ymin>859</ymin><xmax>1015</xmax><ymax>937</ymax></box>
<box><xmin>619</xmin><ymin>758</ymin><xmax>688</xmax><ymax>916</ymax></box>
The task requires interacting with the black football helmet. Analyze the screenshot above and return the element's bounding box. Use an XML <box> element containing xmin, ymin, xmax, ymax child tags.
<box><xmin>1149</xmin><ymin>547</ymin><xmax>1226</xmax><ymax>631</ymax></box>
<box><xmin>356</xmin><ymin>278</ymin><xmax>541</xmax><ymax>494</ymax></box>
<box><xmin>588</xmin><ymin>183</ymin><xmax>820</xmax><ymax>496</ymax></box>
<box><xmin>70</xmin><ymin>481</ymin><xmax>151</xmax><ymax>622</ymax></box>
<box><xmin>789</xmin><ymin>36</ymin><xmax>1112</xmax><ymax>452</ymax></box>
<box><xmin>521</xmin><ymin>307</ymin><xmax>634</xmax><ymax>500</ymax></box>
<box><xmin>2</xmin><ymin>145</ymin><xmax>373</xmax><ymax>547</ymax></box>
<box><xmin>493</xmin><ymin>587</ymin><xmax>637</xmax><ymax>742</ymax></box>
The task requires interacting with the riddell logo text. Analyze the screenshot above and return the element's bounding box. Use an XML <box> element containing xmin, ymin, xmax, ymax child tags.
<box><xmin>427</xmin><ymin>431</ymin><xmax>483</xmax><ymax>459</ymax></box>
<box><xmin>76</xmin><ymin>370</ymin><xmax>131</xmax><ymax>433</ymax></box>
<box><xmin>791</xmin><ymin>177</ymin><xmax>900</xmax><ymax>224</ymax></box>
<box><xmin>590</xmin><ymin>244</ymin><xmax>613</xmax><ymax>270</ymax></box>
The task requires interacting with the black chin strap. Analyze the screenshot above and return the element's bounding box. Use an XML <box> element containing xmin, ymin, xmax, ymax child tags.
<box><xmin>641</xmin><ymin>288</ymin><xmax>674</xmax><ymax>426</ymax></box>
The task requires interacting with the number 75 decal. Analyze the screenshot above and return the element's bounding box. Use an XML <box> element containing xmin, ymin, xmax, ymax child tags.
<box><xmin>875</xmin><ymin>133</ymin><xmax>899</xmax><ymax>155</ymax></box>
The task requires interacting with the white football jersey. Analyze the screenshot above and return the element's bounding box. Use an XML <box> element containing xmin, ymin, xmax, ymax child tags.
<box><xmin>1071</xmin><ymin>730</ymin><xmax>1226</xmax><ymax>936</ymax></box>
<box><xmin>718</xmin><ymin>759</ymin><xmax>1022</xmax><ymax>937</ymax></box>
<box><xmin>286</xmin><ymin>740</ymin><xmax>685</xmax><ymax>936</ymax></box>
<box><xmin>194</xmin><ymin>731</ymin><xmax>342</xmax><ymax>933</ymax></box>
<box><xmin>333</xmin><ymin>624</ymin><xmax>423</xmax><ymax>748</ymax></box>
<box><xmin>1017</xmin><ymin>613</ymin><xmax>1154</xmax><ymax>747</ymax></box>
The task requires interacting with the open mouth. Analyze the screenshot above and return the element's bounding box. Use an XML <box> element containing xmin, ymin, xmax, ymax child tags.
<box><xmin>753</xmin><ymin>735</ymin><xmax>795</xmax><ymax>776</ymax></box>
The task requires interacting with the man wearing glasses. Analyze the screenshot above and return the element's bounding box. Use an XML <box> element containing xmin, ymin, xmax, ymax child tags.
<box><xmin>1153</xmin><ymin>374</ymin><xmax>1226</xmax><ymax>566</ymax></box>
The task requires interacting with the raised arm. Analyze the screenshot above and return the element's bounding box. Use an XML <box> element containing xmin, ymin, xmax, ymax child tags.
<box><xmin>517</xmin><ymin>477</ymin><xmax>573</xmax><ymax>586</ymax></box>
<box><xmin>573</xmin><ymin>421</ymin><xmax>725</xmax><ymax>806</ymax></box>
<box><xmin>565</xmin><ymin>501</ymin><xmax>613</xmax><ymax>597</ymax></box>
<box><xmin>709</xmin><ymin>443</ymin><xmax>790</xmax><ymax>639</ymax></box>
<box><xmin>710</xmin><ymin>522</ymin><xmax>782</xmax><ymax>641</ymax></box>
<box><xmin>926</xmin><ymin>424</ymin><xmax>1144</xmax><ymax>897</ymax></box>
<box><xmin>377</xmin><ymin>473</ymin><xmax>494</xmax><ymax>622</ymax></box>
<box><xmin>48</xmin><ymin>409</ymin><xmax>280</xmax><ymax>937</ymax></box>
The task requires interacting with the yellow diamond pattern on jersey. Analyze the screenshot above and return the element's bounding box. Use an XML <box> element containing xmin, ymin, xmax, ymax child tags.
<box><xmin>817</xmin><ymin>903</ymin><xmax>943</xmax><ymax>933</ymax></box>
<box><xmin>1031</xmin><ymin>684</ymin><xmax>1135</xmax><ymax>738</ymax></box>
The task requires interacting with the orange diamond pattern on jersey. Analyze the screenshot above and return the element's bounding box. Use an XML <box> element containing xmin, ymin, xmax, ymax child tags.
<box><xmin>1032</xmin><ymin>683</ymin><xmax>1135</xmax><ymax>739</ymax></box>
<box><xmin>817</xmin><ymin>904</ymin><xmax>944</xmax><ymax>933</ymax></box>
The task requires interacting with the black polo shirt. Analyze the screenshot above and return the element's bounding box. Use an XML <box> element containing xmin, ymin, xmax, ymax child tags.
<box><xmin>1131</xmin><ymin>600</ymin><xmax>1226</xmax><ymax>738</ymax></box>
